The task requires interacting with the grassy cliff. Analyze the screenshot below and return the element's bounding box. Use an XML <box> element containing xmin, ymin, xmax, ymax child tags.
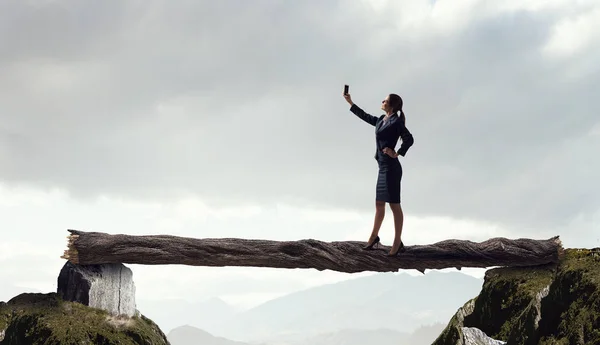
<box><xmin>0</xmin><ymin>292</ymin><xmax>169</xmax><ymax>345</ymax></box>
<box><xmin>433</xmin><ymin>248</ymin><xmax>600</xmax><ymax>345</ymax></box>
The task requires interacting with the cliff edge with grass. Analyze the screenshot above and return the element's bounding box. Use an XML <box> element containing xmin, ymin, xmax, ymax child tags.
<box><xmin>0</xmin><ymin>293</ymin><xmax>169</xmax><ymax>345</ymax></box>
<box><xmin>433</xmin><ymin>248</ymin><xmax>600</xmax><ymax>345</ymax></box>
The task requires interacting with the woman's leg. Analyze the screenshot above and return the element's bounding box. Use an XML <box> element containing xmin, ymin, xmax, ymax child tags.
<box><xmin>388</xmin><ymin>203</ymin><xmax>404</xmax><ymax>254</ymax></box>
<box><xmin>367</xmin><ymin>200</ymin><xmax>386</xmax><ymax>244</ymax></box>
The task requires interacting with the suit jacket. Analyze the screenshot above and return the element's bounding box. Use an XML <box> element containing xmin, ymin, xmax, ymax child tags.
<box><xmin>350</xmin><ymin>104</ymin><xmax>414</xmax><ymax>160</ymax></box>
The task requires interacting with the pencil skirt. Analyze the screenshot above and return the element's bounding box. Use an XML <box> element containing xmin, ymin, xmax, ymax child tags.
<box><xmin>375</xmin><ymin>157</ymin><xmax>403</xmax><ymax>204</ymax></box>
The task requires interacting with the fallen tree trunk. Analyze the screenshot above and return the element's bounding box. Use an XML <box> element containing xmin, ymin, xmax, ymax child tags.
<box><xmin>62</xmin><ymin>229</ymin><xmax>564</xmax><ymax>274</ymax></box>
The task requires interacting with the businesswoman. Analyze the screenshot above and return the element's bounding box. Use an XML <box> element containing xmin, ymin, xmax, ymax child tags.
<box><xmin>343</xmin><ymin>91</ymin><xmax>414</xmax><ymax>256</ymax></box>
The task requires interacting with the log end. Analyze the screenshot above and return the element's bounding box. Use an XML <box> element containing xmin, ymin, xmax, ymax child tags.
<box><xmin>62</xmin><ymin>232</ymin><xmax>80</xmax><ymax>264</ymax></box>
<box><xmin>67</xmin><ymin>229</ymin><xmax>84</xmax><ymax>236</ymax></box>
<box><xmin>552</xmin><ymin>235</ymin><xmax>565</xmax><ymax>260</ymax></box>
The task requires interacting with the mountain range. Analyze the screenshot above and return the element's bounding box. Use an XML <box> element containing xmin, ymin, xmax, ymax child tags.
<box><xmin>142</xmin><ymin>270</ymin><xmax>484</xmax><ymax>344</ymax></box>
<box><xmin>167</xmin><ymin>322</ymin><xmax>448</xmax><ymax>345</ymax></box>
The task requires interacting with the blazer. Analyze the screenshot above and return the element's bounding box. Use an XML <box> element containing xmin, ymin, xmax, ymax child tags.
<box><xmin>350</xmin><ymin>104</ymin><xmax>414</xmax><ymax>160</ymax></box>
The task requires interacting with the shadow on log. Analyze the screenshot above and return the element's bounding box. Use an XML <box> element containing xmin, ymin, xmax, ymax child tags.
<box><xmin>62</xmin><ymin>229</ymin><xmax>564</xmax><ymax>274</ymax></box>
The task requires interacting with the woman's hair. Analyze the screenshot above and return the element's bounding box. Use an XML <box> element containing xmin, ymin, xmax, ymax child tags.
<box><xmin>388</xmin><ymin>93</ymin><xmax>405</xmax><ymax>124</ymax></box>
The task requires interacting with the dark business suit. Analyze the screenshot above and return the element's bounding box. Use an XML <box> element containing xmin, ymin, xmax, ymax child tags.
<box><xmin>350</xmin><ymin>103</ymin><xmax>414</xmax><ymax>203</ymax></box>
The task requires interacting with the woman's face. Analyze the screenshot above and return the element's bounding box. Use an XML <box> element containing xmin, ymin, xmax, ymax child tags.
<box><xmin>381</xmin><ymin>95</ymin><xmax>392</xmax><ymax>112</ymax></box>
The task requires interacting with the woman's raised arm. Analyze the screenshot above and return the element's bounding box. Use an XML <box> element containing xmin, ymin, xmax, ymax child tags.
<box><xmin>344</xmin><ymin>93</ymin><xmax>378</xmax><ymax>126</ymax></box>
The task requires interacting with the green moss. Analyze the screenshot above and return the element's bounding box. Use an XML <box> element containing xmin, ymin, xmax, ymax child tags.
<box><xmin>431</xmin><ymin>310</ymin><xmax>464</xmax><ymax>345</ymax></box>
<box><xmin>504</xmin><ymin>282</ymin><xmax>552</xmax><ymax>345</ymax></box>
<box><xmin>0</xmin><ymin>293</ymin><xmax>169</xmax><ymax>345</ymax></box>
<box><xmin>0</xmin><ymin>302</ymin><xmax>8</xmax><ymax>332</ymax></box>
<box><xmin>433</xmin><ymin>248</ymin><xmax>600</xmax><ymax>345</ymax></box>
<box><xmin>463</xmin><ymin>263</ymin><xmax>555</xmax><ymax>341</ymax></box>
<box><xmin>431</xmin><ymin>298</ymin><xmax>476</xmax><ymax>345</ymax></box>
<box><xmin>537</xmin><ymin>248</ymin><xmax>600</xmax><ymax>345</ymax></box>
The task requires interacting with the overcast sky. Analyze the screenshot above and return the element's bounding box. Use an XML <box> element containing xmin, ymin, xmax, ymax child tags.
<box><xmin>1</xmin><ymin>0</ymin><xmax>599</xmax><ymax>332</ymax></box>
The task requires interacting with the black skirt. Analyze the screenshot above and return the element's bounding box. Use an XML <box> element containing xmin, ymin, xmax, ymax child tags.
<box><xmin>375</xmin><ymin>155</ymin><xmax>403</xmax><ymax>203</ymax></box>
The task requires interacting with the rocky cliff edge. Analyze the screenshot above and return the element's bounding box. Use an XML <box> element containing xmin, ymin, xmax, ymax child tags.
<box><xmin>433</xmin><ymin>248</ymin><xmax>600</xmax><ymax>345</ymax></box>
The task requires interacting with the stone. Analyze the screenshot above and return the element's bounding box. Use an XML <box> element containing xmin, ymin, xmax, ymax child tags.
<box><xmin>1</xmin><ymin>301</ymin><xmax>8</xmax><ymax>342</ymax></box>
<box><xmin>57</xmin><ymin>261</ymin><xmax>136</xmax><ymax>317</ymax></box>
<box><xmin>532</xmin><ymin>284</ymin><xmax>550</xmax><ymax>328</ymax></box>
<box><xmin>462</xmin><ymin>327</ymin><xmax>507</xmax><ymax>345</ymax></box>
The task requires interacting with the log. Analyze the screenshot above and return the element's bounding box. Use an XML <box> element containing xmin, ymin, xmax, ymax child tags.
<box><xmin>61</xmin><ymin>230</ymin><xmax>564</xmax><ymax>274</ymax></box>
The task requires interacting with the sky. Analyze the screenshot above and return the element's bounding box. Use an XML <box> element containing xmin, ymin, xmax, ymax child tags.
<box><xmin>1</xmin><ymin>0</ymin><xmax>599</xmax><ymax>314</ymax></box>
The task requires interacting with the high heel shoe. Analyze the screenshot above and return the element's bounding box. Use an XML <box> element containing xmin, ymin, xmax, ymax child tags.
<box><xmin>362</xmin><ymin>236</ymin><xmax>380</xmax><ymax>250</ymax></box>
<box><xmin>387</xmin><ymin>241</ymin><xmax>406</xmax><ymax>256</ymax></box>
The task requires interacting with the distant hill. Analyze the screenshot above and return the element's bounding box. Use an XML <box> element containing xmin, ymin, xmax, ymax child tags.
<box><xmin>297</xmin><ymin>328</ymin><xmax>410</xmax><ymax>345</ymax></box>
<box><xmin>407</xmin><ymin>323</ymin><xmax>449</xmax><ymax>345</ymax></box>
<box><xmin>205</xmin><ymin>270</ymin><xmax>483</xmax><ymax>342</ymax></box>
<box><xmin>168</xmin><ymin>323</ymin><xmax>446</xmax><ymax>345</ymax></box>
<box><xmin>168</xmin><ymin>325</ymin><xmax>250</xmax><ymax>345</ymax></box>
<box><xmin>147</xmin><ymin>271</ymin><xmax>481</xmax><ymax>343</ymax></box>
<box><xmin>138</xmin><ymin>296</ymin><xmax>238</xmax><ymax>334</ymax></box>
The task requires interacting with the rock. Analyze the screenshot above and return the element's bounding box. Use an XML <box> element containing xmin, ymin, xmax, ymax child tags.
<box><xmin>57</xmin><ymin>261</ymin><xmax>136</xmax><ymax>317</ymax></box>
<box><xmin>535</xmin><ymin>248</ymin><xmax>600</xmax><ymax>344</ymax></box>
<box><xmin>0</xmin><ymin>292</ymin><xmax>168</xmax><ymax>345</ymax></box>
<box><xmin>462</xmin><ymin>327</ymin><xmax>506</xmax><ymax>345</ymax></box>
<box><xmin>431</xmin><ymin>297</ymin><xmax>507</xmax><ymax>345</ymax></box>
<box><xmin>433</xmin><ymin>248</ymin><xmax>600</xmax><ymax>345</ymax></box>
<box><xmin>430</xmin><ymin>298</ymin><xmax>476</xmax><ymax>344</ymax></box>
<box><xmin>456</xmin><ymin>299</ymin><xmax>476</xmax><ymax>326</ymax></box>
<box><xmin>532</xmin><ymin>285</ymin><xmax>550</xmax><ymax>328</ymax></box>
<box><xmin>0</xmin><ymin>301</ymin><xmax>7</xmax><ymax>342</ymax></box>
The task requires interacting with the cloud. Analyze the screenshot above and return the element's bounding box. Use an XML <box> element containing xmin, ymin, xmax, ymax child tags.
<box><xmin>542</xmin><ymin>5</ymin><xmax>600</xmax><ymax>58</ymax></box>
<box><xmin>1</xmin><ymin>0</ymin><xmax>599</xmax><ymax>236</ymax></box>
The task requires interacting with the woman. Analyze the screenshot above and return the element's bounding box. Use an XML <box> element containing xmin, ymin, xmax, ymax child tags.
<box><xmin>343</xmin><ymin>91</ymin><xmax>414</xmax><ymax>256</ymax></box>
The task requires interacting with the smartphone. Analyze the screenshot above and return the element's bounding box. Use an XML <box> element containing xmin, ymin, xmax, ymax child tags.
<box><xmin>344</xmin><ymin>84</ymin><xmax>349</xmax><ymax>95</ymax></box>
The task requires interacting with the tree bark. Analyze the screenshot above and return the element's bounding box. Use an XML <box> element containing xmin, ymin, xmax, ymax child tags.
<box><xmin>62</xmin><ymin>229</ymin><xmax>564</xmax><ymax>274</ymax></box>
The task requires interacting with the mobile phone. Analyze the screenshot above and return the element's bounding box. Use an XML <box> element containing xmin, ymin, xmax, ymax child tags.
<box><xmin>344</xmin><ymin>84</ymin><xmax>349</xmax><ymax>95</ymax></box>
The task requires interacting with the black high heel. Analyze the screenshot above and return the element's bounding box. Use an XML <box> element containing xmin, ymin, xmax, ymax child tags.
<box><xmin>387</xmin><ymin>241</ymin><xmax>405</xmax><ymax>256</ymax></box>
<box><xmin>362</xmin><ymin>236</ymin><xmax>380</xmax><ymax>250</ymax></box>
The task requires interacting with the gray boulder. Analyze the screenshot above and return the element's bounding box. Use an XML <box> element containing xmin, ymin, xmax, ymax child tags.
<box><xmin>57</xmin><ymin>261</ymin><xmax>136</xmax><ymax>317</ymax></box>
<box><xmin>462</xmin><ymin>327</ymin><xmax>507</xmax><ymax>345</ymax></box>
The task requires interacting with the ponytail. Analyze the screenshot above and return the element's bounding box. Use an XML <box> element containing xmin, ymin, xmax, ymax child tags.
<box><xmin>388</xmin><ymin>93</ymin><xmax>405</xmax><ymax>124</ymax></box>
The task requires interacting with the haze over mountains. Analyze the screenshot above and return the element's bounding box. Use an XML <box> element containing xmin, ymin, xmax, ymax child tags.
<box><xmin>167</xmin><ymin>325</ymin><xmax>249</xmax><ymax>345</ymax></box>
<box><xmin>138</xmin><ymin>296</ymin><xmax>239</xmax><ymax>336</ymax></box>
<box><xmin>140</xmin><ymin>270</ymin><xmax>483</xmax><ymax>344</ymax></box>
<box><xmin>167</xmin><ymin>323</ymin><xmax>447</xmax><ymax>345</ymax></box>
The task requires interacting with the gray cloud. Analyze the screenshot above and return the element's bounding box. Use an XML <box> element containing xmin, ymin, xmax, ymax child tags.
<box><xmin>1</xmin><ymin>0</ymin><xmax>599</xmax><ymax>234</ymax></box>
